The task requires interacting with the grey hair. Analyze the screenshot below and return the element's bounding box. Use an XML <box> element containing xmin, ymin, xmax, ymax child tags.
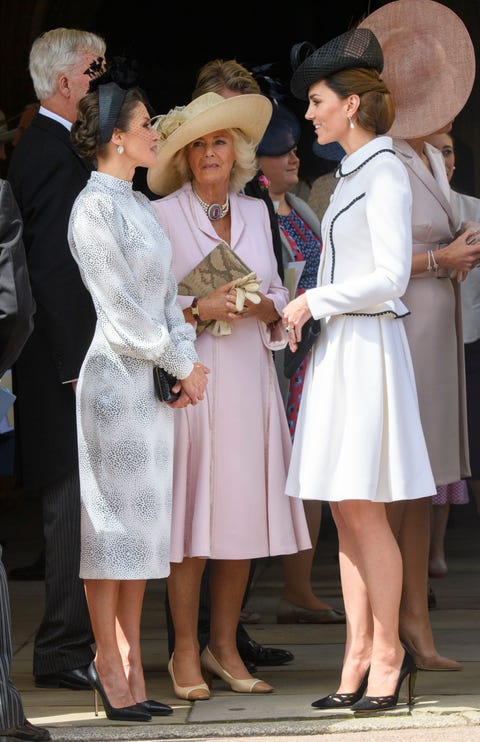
<box><xmin>173</xmin><ymin>128</ymin><xmax>258</xmax><ymax>193</ymax></box>
<box><xmin>29</xmin><ymin>28</ymin><xmax>106</xmax><ymax>101</ymax></box>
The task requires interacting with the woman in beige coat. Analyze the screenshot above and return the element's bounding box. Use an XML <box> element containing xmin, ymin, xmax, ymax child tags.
<box><xmin>390</xmin><ymin>134</ymin><xmax>474</xmax><ymax>669</ymax></box>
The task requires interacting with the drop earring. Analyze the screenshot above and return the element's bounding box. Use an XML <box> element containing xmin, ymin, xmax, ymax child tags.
<box><xmin>117</xmin><ymin>145</ymin><xmax>124</xmax><ymax>154</ymax></box>
<box><xmin>348</xmin><ymin>116</ymin><xmax>355</xmax><ymax>130</ymax></box>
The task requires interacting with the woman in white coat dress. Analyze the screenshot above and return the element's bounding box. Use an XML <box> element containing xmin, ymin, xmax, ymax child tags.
<box><xmin>283</xmin><ymin>29</ymin><xmax>435</xmax><ymax>713</ymax></box>
<box><xmin>68</xmin><ymin>67</ymin><xmax>208</xmax><ymax>721</ymax></box>
<box><xmin>360</xmin><ymin>0</ymin><xmax>480</xmax><ymax>673</ymax></box>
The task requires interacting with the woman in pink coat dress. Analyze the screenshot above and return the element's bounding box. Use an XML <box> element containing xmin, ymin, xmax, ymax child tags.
<box><xmin>147</xmin><ymin>92</ymin><xmax>311</xmax><ymax>700</ymax></box>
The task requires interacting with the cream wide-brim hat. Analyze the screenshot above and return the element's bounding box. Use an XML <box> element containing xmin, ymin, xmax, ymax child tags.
<box><xmin>359</xmin><ymin>0</ymin><xmax>475</xmax><ymax>139</ymax></box>
<box><xmin>147</xmin><ymin>92</ymin><xmax>272</xmax><ymax>196</ymax></box>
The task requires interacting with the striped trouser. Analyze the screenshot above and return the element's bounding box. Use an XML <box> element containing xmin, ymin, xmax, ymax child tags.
<box><xmin>0</xmin><ymin>544</ymin><xmax>25</xmax><ymax>730</ymax></box>
<box><xmin>34</xmin><ymin>469</ymin><xmax>94</xmax><ymax>675</ymax></box>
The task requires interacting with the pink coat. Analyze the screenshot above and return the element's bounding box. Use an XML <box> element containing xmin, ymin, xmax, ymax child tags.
<box><xmin>152</xmin><ymin>183</ymin><xmax>311</xmax><ymax>560</ymax></box>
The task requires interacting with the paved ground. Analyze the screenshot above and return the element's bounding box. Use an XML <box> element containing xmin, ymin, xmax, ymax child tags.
<box><xmin>1</xmin><ymin>484</ymin><xmax>479</xmax><ymax>741</ymax></box>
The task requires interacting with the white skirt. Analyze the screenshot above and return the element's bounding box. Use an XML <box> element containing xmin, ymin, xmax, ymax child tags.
<box><xmin>285</xmin><ymin>313</ymin><xmax>436</xmax><ymax>503</ymax></box>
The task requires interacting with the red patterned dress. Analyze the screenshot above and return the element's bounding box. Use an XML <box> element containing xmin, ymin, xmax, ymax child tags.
<box><xmin>278</xmin><ymin>209</ymin><xmax>322</xmax><ymax>440</ymax></box>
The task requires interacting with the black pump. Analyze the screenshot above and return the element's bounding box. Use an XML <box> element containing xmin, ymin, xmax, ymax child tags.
<box><xmin>312</xmin><ymin>667</ymin><xmax>369</xmax><ymax>709</ymax></box>
<box><xmin>87</xmin><ymin>661</ymin><xmax>152</xmax><ymax>722</ymax></box>
<box><xmin>351</xmin><ymin>650</ymin><xmax>417</xmax><ymax>713</ymax></box>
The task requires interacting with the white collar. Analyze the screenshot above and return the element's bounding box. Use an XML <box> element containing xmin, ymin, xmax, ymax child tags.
<box><xmin>39</xmin><ymin>106</ymin><xmax>72</xmax><ymax>131</ymax></box>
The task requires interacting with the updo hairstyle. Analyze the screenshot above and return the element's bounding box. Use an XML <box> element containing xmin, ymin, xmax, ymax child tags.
<box><xmin>71</xmin><ymin>87</ymin><xmax>147</xmax><ymax>160</ymax></box>
<box><xmin>325</xmin><ymin>68</ymin><xmax>395</xmax><ymax>135</ymax></box>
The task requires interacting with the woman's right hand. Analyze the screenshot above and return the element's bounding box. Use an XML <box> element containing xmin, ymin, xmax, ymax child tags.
<box><xmin>195</xmin><ymin>280</ymin><xmax>243</xmax><ymax>323</ymax></box>
<box><xmin>180</xmin><ymin>362</ymin><xmax>210</xmax><ymax>405</ymax></box>
<box><xmin>438</xmin><ymin>227</ymin><xmax>480</xmax><ymax>273</ymax></box>
<box><xmin>282</xmin><ymin>293</ymin><xmax>312</xmax><ymax>352</ymax></box>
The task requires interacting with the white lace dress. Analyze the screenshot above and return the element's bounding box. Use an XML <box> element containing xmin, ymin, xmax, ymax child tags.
<box><xmin>68</xmin><ymin>172</ymin><xmax>198</xmax><ymax>579</ymax></box>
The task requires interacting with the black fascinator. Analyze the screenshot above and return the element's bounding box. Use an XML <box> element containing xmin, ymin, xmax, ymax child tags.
<box><xmin>290</xmin><ymin>30</ymin><xmax>383</xmax><ymax>100</ymax></box>
<box><xmin>250</xmin><ymin>65</ymin><xmax>301</xmax><ymax>158</ymax></box>
<box><xmin>250</xmin><ymin>63</ymin><xmax>286</xmax><ymax>102</ymax></box>
<box><xmin>84</xmin><ymin>56</ymin><xmax>140</xmax><ymax>143</ymax></box>
<box><xmin>290</xmin><ymin>42</ymin><xmax>316</xmax><ymax>73</ymax></box>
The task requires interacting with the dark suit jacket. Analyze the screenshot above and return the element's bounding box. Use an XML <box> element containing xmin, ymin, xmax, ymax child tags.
<box><xmin>0</xmin><ymin>180</ymin><xmax>34</xmax><ymax>378</ymax></box>
<box><xmin>7</xmin><ymin>113</ymin><xmax>96</xmax><ymax>490</ymax></box>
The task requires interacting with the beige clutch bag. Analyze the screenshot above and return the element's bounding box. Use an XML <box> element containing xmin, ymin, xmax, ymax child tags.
<box><xmin>177</xmin><ymin>243</ymin><xmax>254</xmax><ymax>335</ymax></box>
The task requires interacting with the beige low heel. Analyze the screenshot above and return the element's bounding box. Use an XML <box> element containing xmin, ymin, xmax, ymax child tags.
<box><xmin>200</xmin><ymin>646</ymin><xmax>273</xmax><ymax>694</ymax></box>
<box><xmin>201</xmin><ymin>666</ymin><xmax>214</xmax><ymax>688</ymax></box>
<box><xmin>167</xmin><ymin>654</ymin><xmax>210</xmax><ymax>701</ymax></box>
<box><xmin>276</xmin><ymin>598</ymin><xmax>346</xmax><ymax>624</ymax></box>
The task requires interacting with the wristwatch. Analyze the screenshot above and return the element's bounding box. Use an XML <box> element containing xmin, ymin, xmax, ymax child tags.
<box><xmin>191</xmin><ymin>297</ymin><xmax>201</xmax><ymax>320</ymax></box>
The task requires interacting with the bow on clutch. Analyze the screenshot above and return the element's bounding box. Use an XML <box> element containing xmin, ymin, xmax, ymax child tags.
<box><xmin>234</xmin><ymin>272</ymin><xmax>261</xmax><ymax>310</ymax></box>
<box><xmin>208</xmin><ymin>272</ymin><xmax>262</xmax><ymax>336</ymax></box>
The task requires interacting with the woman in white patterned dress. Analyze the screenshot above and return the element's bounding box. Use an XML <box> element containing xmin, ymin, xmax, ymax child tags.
<box><xmin>68</xmin><ymin>68</ymin><xmax>209</xmax><ymax>720</ymax></box>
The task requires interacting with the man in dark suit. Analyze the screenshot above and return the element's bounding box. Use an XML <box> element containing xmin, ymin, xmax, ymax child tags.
<box><xmin>7</xmin><ymin>28</ymin><xmax>106</xmax><ymax>690</ymax></box>
<box><xmin>0</xmin><ymin>178</ymin><xmax>51</xmax><ymax>742</ymax></box>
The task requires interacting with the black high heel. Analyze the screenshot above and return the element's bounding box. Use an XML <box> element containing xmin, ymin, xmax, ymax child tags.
<box><xmin>87</xmin><ymin>661</ymin><xmax>152</xmax><ymax>722</ymax></box>
<box><xmin>311</xmin><ymin>667</ymin><xmax>369</xmax><ymax>709</ymax></box>
<box><xmin>137</xmin><ymin>699</ymin><xmax>173</xmax><ymax>715</ymax></box>
<box><xmin>350</xmin><ymin>650</ymin><xmax>417</xmax><ymax>713</ymax></box>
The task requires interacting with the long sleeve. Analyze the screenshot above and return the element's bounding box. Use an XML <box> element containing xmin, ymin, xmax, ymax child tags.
<box><xmin>68</xmin><ymin>182</ymin><xmax>196</xmax><ymax>380</ymax></box>
<box><xmin>308</xmin><ymin>156</ymin><xmax>412</xmax><ymax>319</ymax></box>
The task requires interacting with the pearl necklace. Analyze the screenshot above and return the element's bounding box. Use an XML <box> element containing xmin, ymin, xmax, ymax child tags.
<box><xmin>192</xmin><ymin>186</ymin><xmax>230</xmax><ymax>221</ymax></box>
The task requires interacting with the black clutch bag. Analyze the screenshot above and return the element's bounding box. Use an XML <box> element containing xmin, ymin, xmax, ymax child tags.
<box><xmin>283</xmin><ymin>317</ymin><xmax>322</xmax><ymax>379</ymax></box>
<box><xmin>153</xmin><ymin>366</ymin><xmax>180</xmax><ymax>402</ymax></box>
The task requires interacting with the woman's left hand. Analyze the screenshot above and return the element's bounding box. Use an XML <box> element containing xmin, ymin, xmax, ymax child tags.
<box><xmin>167</xmin><ymin>389</ymin><xmax>191</xmax><ymax>409</ymax></box>
<box><xmin>439</xmin><ymin>227</ymin><xmax>480</xmax><ymax>273</ymax></box>
<box><xmin>282</xmin><ymin>294</ymin><xmax>312</xmax><ymax>351</ymax></box>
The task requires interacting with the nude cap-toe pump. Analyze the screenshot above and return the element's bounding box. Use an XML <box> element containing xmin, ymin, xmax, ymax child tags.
<box><xmin>200</xmin><ymin>646</ymin><xmax>274</xmax><ymax>694</ymax></box>
<box><xmin>167</xmin><ymin>654</ymin><xmax>210</xmax><ymax>701</ymax></box>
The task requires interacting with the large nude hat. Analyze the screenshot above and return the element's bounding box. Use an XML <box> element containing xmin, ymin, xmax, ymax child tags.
<box><xmin>147</xmin><ymin>92</ymin><xmax>272</xmax><ymax>196</ymax></box>
<box><xmin>359</xmin><ymin>0</ymin><xmax>475</xmax><ymax>139</ymax></box>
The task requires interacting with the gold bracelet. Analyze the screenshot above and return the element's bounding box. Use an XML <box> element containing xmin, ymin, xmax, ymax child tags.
<box><xmin>191</xmin><ymin>297</ymin><xmax>202</xmax><ymax>321</ymax></box>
